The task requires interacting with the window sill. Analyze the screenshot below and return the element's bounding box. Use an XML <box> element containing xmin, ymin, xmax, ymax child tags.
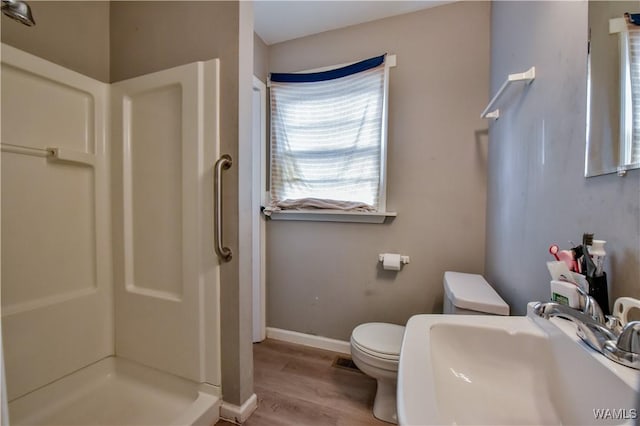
<box><xmin>266</xmin><ymin>210</ymin><xmax>397</xmax><ymax>224</ymax></box>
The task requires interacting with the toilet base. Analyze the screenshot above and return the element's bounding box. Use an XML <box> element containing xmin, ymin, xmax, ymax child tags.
<box><xmin>372</xmin><ymin>377</ymin><xmax>397</xmax><ymax>424</ymax></box>
<box><xmin>350</xmin><ymin>323</ymin><xmax>404</xmax><ymax>425</ymax></box>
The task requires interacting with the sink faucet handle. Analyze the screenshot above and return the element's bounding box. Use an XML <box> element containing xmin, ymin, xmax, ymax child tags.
<box><xmin>617</xmin><ymin>321</ymin><xmax>640</xmax><ymax>354</ymax></box>
<box><xmin>603</xmin><ymin>320</ymin><xmax>640</xmax><ymax>369</ymax></box>
<box><xmin>605</xmin><ymin>315</ymin><xmax>623</xmax><ymax>334</ymax></box>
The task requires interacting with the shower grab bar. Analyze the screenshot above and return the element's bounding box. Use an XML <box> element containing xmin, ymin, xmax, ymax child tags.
<box><xmin>1</xmin><ymin>143</ymin><xmax>95</xmax><ymax>166</ymax></box>
<box><xmin>214</xmin><ymin>154</ymin><xmax>233</xmax><ymax>262</ymax></box>
<box><xmin>481</xmin><ymin>66</ymin><xmax>536</xmax><ymax>120</ymax></box>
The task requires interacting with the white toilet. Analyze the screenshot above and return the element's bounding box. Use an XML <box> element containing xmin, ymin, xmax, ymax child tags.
<box><xmin>350</xmin><ymin>271</ymin><xmax>509</xmax><ymax>424</ymax></box>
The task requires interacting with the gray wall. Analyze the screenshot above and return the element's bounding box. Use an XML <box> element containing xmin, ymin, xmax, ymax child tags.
<box><xmin>486</xmin><ymin>1</ymin><xmax>640</xmax><ymax>316</ymax></box>
<box><xmin>1</xmin><ymin>1</ymin><xmax>110</xmax><ymax>82</ymax></box>
<box><xmin>109</xmin><ymin>1</ymin><xmax>253</xmax><ymax>406</ymax></box>
<box><xmin>266</xmin><ymin>1</ymin><xmax>491</xmax><ymax>341</ymax></box>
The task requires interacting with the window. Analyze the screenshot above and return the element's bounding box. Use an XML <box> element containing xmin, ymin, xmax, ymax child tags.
<box><xmin>623</xmin><ymin>28</ymin><xmax>640</xmax><ymax>165</ymax></box>
<box><xmin>267</xmin><ymin>54</ymin><xmax>393</xmax><ymax>217</ymax></box>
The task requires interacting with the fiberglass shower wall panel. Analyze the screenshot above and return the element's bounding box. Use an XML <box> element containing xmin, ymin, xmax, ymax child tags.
<box><xmin>0</xmin><ymin>44</ymin><xmax>112</xmax><ymax>401</ymax></box>
<box><xmin>112</xmin><ymin>60</ymin><xmax>221</xmax><ymax>386</ymax></box>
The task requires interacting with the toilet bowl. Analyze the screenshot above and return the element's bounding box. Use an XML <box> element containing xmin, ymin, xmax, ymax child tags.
<box><xmin>350</xmin><ymin>322</ymin><xmax>404</xmax><ymax>424</ymax></box>
<box><xmin>350</xmin><ymin>271</ymin><xmax>509</xmax><ymax>424</ymax></box>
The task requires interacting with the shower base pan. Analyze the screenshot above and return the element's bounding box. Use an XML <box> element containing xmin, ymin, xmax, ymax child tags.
<box><xmin>8</xmin><ymin>357</ymin><xmax>221</xmax><ymax>426</ymax></box>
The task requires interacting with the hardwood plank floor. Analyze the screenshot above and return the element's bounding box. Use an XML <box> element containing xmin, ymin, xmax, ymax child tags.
<box><xmin>216</xmin><ymin>339</ymin><xmax>389</xmax><ymax>426</ymax></box>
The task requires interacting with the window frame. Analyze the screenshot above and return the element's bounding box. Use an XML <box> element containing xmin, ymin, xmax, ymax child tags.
<box><xmin>266</xmin><ymin>55</ymin><xmax>397</xmax><ymax>223</ymax></box>
<box><xmin>621</xmin><ymin>30</ymin><xmax>640</xmax><ymax>168</ymax></box>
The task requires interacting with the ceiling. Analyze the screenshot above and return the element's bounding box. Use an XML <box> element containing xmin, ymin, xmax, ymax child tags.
<box><xmin>254</xmin><ymin>1</ymin><xmax>454</xmax><ymax>45</ymax></box>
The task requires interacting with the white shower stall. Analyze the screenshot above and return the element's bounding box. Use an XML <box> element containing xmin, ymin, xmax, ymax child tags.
<box><xmin>1</xmin><ymin>43</ymin><xmax>223</xmax><ymax>425</ymax></box>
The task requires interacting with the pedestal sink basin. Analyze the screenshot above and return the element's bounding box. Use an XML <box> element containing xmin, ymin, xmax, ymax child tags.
<box><xmin>398</xmin><ymin>313</ymin><xmax>640</xmax><ymax>425</ymax></box>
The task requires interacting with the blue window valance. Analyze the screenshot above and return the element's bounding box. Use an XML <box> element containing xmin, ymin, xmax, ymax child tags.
<box><xmin>270</xmin><ymin>54</ymin><xmax>385</xmax><ymax>83</ymax></box>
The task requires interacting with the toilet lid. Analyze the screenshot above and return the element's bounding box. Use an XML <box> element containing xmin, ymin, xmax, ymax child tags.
<box><xmin>443</xmin><ymin>271</ymin><xmax>510</xmax><ymax>315</ymax></box>
<box><xmin>351</xmin><ymin>322</ymin><xmax>405</xmax><ymax>357</ymax></box>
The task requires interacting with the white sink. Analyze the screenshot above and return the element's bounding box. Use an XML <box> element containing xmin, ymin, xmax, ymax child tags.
<box><xmin>397</xmin><ymin>313</ymin><xmax>640</xmax><ymax>425</ymax></box>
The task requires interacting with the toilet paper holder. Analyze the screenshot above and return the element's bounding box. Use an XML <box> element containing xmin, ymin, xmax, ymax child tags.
<box><xmin>378</xmin><ymin>254</ymin><xmax>411</xmax><ymax>265</ymax></box>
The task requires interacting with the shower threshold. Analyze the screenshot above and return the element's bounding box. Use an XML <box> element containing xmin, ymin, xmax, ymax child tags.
<box><xmin>8</xmin><ymin>356</ymin><xmax>221</xmax><ymax>426</ymax></box>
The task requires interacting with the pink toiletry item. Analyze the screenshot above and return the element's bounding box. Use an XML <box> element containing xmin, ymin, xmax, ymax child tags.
<box><xmin>550</xmin><ymin>244</ymin><xmax>578</xmax><ymax>271</ymax></box>
<box><xmin>558</xmin><ymin>249</ymin><xmax>578</xmax><ymax>272</ymax></box>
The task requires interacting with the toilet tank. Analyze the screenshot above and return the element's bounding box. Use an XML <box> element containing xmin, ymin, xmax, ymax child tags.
<box><xmin>442</xmin><ymin>271</ymin><xmax>509</xmax><ymax>315</ymax></box>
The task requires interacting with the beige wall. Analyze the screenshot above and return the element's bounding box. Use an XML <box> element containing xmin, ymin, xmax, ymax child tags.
<box><xmin>253</xmin><ymin>32</ymin><xmax>268</xmax><ymax>82</ymax></box>
<box><xmin>110</xmin><ymin>1</ymin><xmax>238</xmax><ymax>83</ymax></box>
<box><xmin>110</xmin><ymin>1</ymin><xmax>251</xmax><ymax>406</ymax></box>
<box><xmin>234</xmin><ymin>0</ymin><xmax>256</xmax><ymax>406</ymax></box>
<box><xmin>266</xmin><ymin>2</ymin><xmax>491</xmax><ymax>340</ymax></box>
<box><xmin>1</xmin><ymin>1</ymin><xmax>110</xmax><ymax>82</ymax></box>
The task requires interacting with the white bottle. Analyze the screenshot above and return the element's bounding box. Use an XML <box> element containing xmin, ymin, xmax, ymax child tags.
<box><xmin>589</xmin><ymin>240</ymin><xmax>606</xmax><ymax>276</ymax></box>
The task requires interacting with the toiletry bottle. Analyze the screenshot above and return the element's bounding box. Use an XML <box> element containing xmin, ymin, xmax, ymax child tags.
<box><xmin>590</xmin><ymin>240</ymin><xmax>606</xmax><ymax>276</ymax></box>
<box><xmin>587</xmin><ymin>240</ymin><xmax>609</xmax><ymax>316</ymax></box>
<box><xmin>550</xmin><ymin>280</ymin><xmax>581</xmax><ymax>308</ymax></box>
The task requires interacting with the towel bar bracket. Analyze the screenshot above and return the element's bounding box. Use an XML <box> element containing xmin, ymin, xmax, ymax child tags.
<box><xmin>481</xmin><ymin>66</ymin><xmax>536</xmax><ymax>120</ymax></box>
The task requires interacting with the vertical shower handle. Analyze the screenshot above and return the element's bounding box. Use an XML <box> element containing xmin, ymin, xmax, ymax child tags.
<box><xmin>214</xmin><ymin>154</ymin><xmax>232</xmax><ymax>262</ymax></box>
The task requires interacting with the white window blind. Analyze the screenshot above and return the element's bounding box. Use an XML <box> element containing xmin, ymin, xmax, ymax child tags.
<box><xmin>627</xmin><ymin>30</ymin><xmax>640</xmax><ymax>164</ymax></box>
<box><xmin>269</xmin><ymin>55</ymin><xmax>388</xmax><ymax>212</ymax></box>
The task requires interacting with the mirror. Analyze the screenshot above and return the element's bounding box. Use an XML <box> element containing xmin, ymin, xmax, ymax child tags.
<box><xmin>586</xmin><ymin>1</ymin><xmax>640</xmax><ymax>177</ymax></box>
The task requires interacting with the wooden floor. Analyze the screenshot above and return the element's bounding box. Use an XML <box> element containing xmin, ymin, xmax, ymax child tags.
<box><xmin>216</xmin><ymin>339</ymin><xmax>389</xmax><ymax>426</ymax></box>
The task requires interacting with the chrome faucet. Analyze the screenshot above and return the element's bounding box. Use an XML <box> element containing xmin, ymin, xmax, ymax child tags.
<box><xmin>532</xmin><ymin>300</ymin><xmax>616</xmax><ymax>352</ymax></box>
<box><xmin>576</xmin><ymin>286</ymin><xmax>605</xmax><ymax>325</ymax></box>
<box><xmin>533</xmin><ymin>290</ymin><xmax>640</xmax><ymax>370</ymax></box>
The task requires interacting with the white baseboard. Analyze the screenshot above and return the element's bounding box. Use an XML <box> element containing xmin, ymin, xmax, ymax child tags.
<box><xmin>220</xmin><ymin>393</ymin><xmax>257</xmax><ymax>424</ymax></box>
<box><xmin>266</xmin><ymin>327</ymin><xmax>351</xmax><ymax>355</ymax></box>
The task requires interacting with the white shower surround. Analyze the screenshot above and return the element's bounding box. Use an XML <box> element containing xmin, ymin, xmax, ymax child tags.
<box><xmin>1</xmin><ymin>44</ymin><xmax>222</xmax><ymax>424</ymax></box>
<box><xmin>8</xmin><ymin>357</ymin><xmax>220</xmax><ymax>426</ymax></box>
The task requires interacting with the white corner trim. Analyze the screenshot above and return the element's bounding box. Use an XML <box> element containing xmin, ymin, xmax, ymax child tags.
<box><xmin>220</xmin><ymin>393</ymin><xmax>258</xmax><ymax>424</ymax></box>
<box><xmin>266</xmin><ymin>327</ymin><xmax>351</xmax><ymax>355</ymax></box>
<box><xmin>610</xmin><ymin>17</ymin><xmax>626</xmax><ymax>34</ymax></box>
<box><xmin>387</xmin><ymin>54</ymin><xmax>397</xmax><ymax>68</ymax></box>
